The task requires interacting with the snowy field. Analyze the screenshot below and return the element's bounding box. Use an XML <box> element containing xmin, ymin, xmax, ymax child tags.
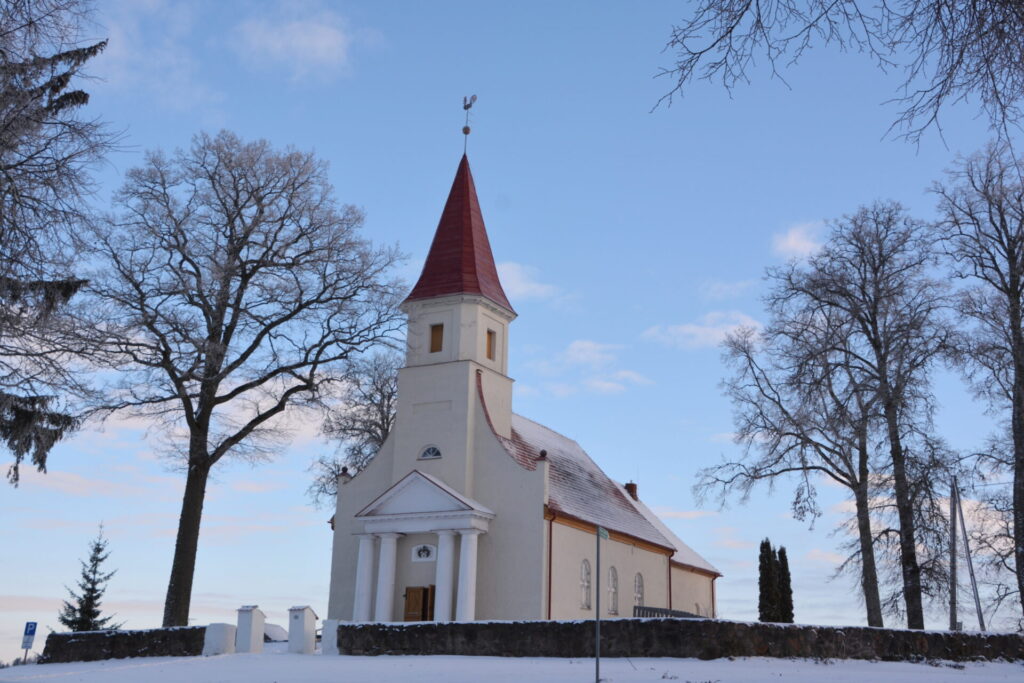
<box><xmin>1</xmin><ymin>652</ymin><xmax>1021</xmax><ymax>683</ymax></box>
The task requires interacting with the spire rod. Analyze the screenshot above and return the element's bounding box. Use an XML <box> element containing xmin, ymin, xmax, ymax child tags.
<box><xmin>462</xmin><ymin>94</ymin><xmax>477</xmax><ymax>154</ymax></box>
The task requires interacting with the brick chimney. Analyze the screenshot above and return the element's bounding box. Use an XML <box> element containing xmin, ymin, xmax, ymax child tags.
<box><xmin>624</xmin><ymin>481</ymin><xmax>638</xmax><ymax>501</ymax></box>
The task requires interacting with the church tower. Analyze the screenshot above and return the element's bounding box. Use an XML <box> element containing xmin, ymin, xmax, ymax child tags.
<box><xmin>390</xmin><ymin>154</ymin><xmax>516</xmax><ymax>497</ymax></box>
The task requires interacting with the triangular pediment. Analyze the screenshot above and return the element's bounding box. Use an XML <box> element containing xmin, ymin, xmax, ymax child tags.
<box><xmin>356</xmin><ymin>470</ymin><xmax>491</xmax><ymax>518</ymax></box>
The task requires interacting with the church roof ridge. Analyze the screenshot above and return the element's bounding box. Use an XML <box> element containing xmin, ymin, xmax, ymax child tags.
<box><xmin>404</xmin><ymin>154</ymin><xmax>514</xmax><ymax>312</ymax></box>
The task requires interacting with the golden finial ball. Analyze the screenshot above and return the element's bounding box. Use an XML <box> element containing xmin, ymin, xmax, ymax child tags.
<box><xmin>462</xmin><ymin>126</ymin><xmax>471</xmax><ymax>135</ymax></box>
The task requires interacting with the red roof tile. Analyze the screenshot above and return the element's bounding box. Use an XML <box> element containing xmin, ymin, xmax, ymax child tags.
<box><xmin>405</xmin><ymin>155</ymin><xmax>514</xmax><ymax>312</ymax></box>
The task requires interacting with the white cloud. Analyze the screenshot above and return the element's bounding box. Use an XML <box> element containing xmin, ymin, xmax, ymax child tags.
<box><xmin>525</xmin><ymin>341</ymin><xmax>650</xmax><ymax>398</ymax></box>
<box><xmin>497</xmin><ymin>262</ymin><xmax>559</xmax><ymax>300</ymax></box>
<box><xmin>232</xmin><ymin>9</ymin><xmax>352</xmax><ymax>81</ymax></box>
<box><xmin>17</xmin><ymin>468</ymin><xmax>151</xmax><ymax>498</ymax></box>
<box><xmin>584</xmin><ymin>378</ymin><xmax>627</xmax><ymax>394</ymax></box>
<box><xmin>562</xmin><ymin>340</ymin><xmax>620</xmax><ymax>367</ymax></box>
<box><xmin>230</xmin><ymin>480</ymin><xmax>288</xmax><ymax>493</ymax></box>
<box><xmin>807</xmin><ymin>548</ymin><xmax>845</xmax><ymax>565</ymax></box>
<box><xmin>609</xmin><ymin>369</ymin><xmax>652</xmax><ymax>385</ymax></box>
<box><xmin>643</xmin><ymin>311</ymin><xmax>761</xmax><ymax>349</ymax></box>
<box><xmin>713</xmin><ymin>526</ymin><xmax>755</xmax><ymax>549</ymax></box>
<box><xmin>700</xmin><ymin>279</ymin><xmax>755</xmax><ymax>301</ymax></box>
<box><xmin>772</xmin><ymin>221</ymin><xmax>824</xmax><ymax>258</ymax></box>
<box><xmin>95</xmin><ymin>0</ymin><xmax>225</xmax><ymax>114</ymax></box>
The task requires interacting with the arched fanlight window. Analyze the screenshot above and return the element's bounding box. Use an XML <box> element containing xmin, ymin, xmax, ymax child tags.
<box><xmin>634</xmin><ymin>572</ymin><xmax>644</xmax><ymax>607</ymax></box>
<box><xmin>580</xmin><ymin>559</ymin><xmax>592</xmax><ymax>609</ymax></box>
<box><xmin>608</xmin><ymin>566</ymin><xmax>618</xmax><ymax>615</ymax></box>
<box><xmin>419</xmin><ymin>445</ymin><xmax>442</xmax><ymax>459</ymax></box>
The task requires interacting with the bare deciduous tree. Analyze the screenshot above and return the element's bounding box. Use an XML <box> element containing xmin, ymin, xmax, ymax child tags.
<box><xmin>659</xmin><ymin>1</ymin><xmax>1024</xmax><ymax>142</ymax></box>
<box><xmin>774</xmin><ymin>201</ymin><xmax>950</xmax><ymax>629</ymax></box>
<box><xmin>713</xmin><ymin>201</ymin><xmax>949</xmax><ymax>628</ymax></box>
<box><xmin>704</xmin><ymin>316</ymin><xmax>888</xmax><ymax>626</ymax></box>
<box><xmin>85</xmin><ymin>131</ymin><xmax>404</xmax><ymax>627</ymax></box>
<box><xmin>1</xmin><ymin>0</ymin><xmax>111</xmax><ymax>484</ymax></box>
<box><xmin>936</xmin><ymin>142</ymin><xmax>1024</xmax><ymax>619</ymax></box>
<box><xmin>308</xmin><ymin>350</ymin><xmax>400</xmax><ymax>508</ymax></box>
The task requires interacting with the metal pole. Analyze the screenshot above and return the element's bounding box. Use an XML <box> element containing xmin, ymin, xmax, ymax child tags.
<box><xmin>954</xmin><ymin>478</ymin><xmax>985</xmax><ymax>631</ymax></box>
<box><xmin>595</xmin><ymin>528</ymin><xmax>601</xmax><ymax>683</ymax></box>
<box><xmin>949</xmin><ymin>482</ymin><xmax>958</xmax><ymax>630</ymax></box>
<box><xmin>22</xmin><ymin>648</ymin><xmax>28</xmax><ymax>665</ymax></box>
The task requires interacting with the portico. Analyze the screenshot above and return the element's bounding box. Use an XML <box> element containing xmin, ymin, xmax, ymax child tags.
<box><xmin>350</xmin><ymin>470</ymin><xmax>494</xmax><ymax>622</ymax></box>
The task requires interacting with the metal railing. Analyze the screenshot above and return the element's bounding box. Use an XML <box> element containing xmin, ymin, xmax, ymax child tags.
<box><xmin>632</xmin><ymin>606</ymin><xmax>704</xmax><ymax>619</ymax></box>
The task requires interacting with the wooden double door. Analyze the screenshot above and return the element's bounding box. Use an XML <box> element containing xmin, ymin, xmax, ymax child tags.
<box><xmin>403</xmin><ymin>585</ymin><xmax>436</xmax><ymax>621</ymax></box>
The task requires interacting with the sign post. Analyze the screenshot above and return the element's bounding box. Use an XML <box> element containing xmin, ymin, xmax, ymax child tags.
<box><xmin>21</xmin><ymin>621</ymin><xmax>37</xmax><ymax>664</ymax></box>
<box><xmin>595</xmin><ymin>526</ymin><xmax>608</xmax><ymax>683</ymax></box>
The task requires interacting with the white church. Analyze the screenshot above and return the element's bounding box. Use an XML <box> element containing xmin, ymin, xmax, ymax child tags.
<box><xmin>327</xmin><ymin>154</ymin><xmax>719</xmax><ymax>623</ymax></box>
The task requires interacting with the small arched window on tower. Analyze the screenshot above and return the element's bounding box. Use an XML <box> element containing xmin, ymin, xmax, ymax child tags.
<box><xmin>634</xmin><ymin>572</ymin><xmax>644</xmax><ymax>607</ymax></box>
<box><xmin>580</xmin><ymin>559</ymin><xmax>592</xmax><ymax>610</ymax></box>
<box><xmin>608</xmin><ymin>566</ymin><xmax>618</xmax><ymax>615</ymax></box>
<box><xmin>419</xmin><ymin>446</ymin><xmax>442</xmax><ymax>460</ymax></box>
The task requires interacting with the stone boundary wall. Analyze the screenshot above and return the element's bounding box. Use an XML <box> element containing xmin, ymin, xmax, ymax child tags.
<box><xmin>336</xmin><ymin>618</ymin><xmax>1024</xmax><ymax>662</ymax></box>
<box><xmin>40</xmin><ymin>626</ymin><xmax>206</xmax><ymax>663</ymax></box>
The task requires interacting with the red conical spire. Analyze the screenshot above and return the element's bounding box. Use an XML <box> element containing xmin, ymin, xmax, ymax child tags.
<box><xmin>405</xmin><ymin>155</ymin><xmax>514</xmax><ymax>312</ymax></box>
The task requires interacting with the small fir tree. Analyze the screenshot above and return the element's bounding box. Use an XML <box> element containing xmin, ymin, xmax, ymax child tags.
<box><xmin>58</xmin><ymin>527</ymin><xmax>122</xmax><ymax>631</ymax></box>
<box><xmin>777</xmin><ymin>546</ymin><xmax>794</xmax><ymax>623</ymax></box>
<box><xmin>757</xmin><ymin>538</ymin><xmax>780</xmax><ymax>622</ymax></box>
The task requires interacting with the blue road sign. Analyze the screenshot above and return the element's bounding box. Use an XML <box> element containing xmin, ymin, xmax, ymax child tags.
<box><xmin>21</xmin><ymin>622</ymin><xmax>37</xmax><ymax>650</ymax></box>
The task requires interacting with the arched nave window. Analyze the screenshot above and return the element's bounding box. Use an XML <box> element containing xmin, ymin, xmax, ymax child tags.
<box><xmin>608</xmin><ymin>566</ymin><xmax>618</xmax><ymax>615</ymax></box>
<box><xmin>580</xmin><ymin>560</ymin><xmax>592</xmax><ymax>609</ymax></box>
<box><xmin>634</xmin><ymin>572</ymin><xmax>644</xmax><ymax>607</ymax></box>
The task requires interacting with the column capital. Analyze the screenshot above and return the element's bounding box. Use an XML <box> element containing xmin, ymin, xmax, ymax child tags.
<box><xmin>457</xmin><ymin>528</ymin><xmax>483</xmax><ymax>536</ymax></box>
<box><xmin>433</xmin><ymin>529</ymin><xmax>457</xmax><ymax>537</ymax></box>
<box><xmin>376</xmin><ymin>532</ymin><xmax>404</xmax><ymax>540</ymax></box>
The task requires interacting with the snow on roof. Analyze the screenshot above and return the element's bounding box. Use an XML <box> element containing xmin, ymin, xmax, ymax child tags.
<box><xmin>502</xmin><ymin>414</ymin><xmax>672</xmax><ymax>553</ymax></box>
<box><xmin>478</xmin><ymin>379</ymin><xmax>720</xmax><ymax>576</ymax></box>
<box><xmin>263</xmin><ymin>623</ymin><xmax>288</xmax><ymax>642</ymax></box>
<box><xmin>617</xmin><ymin>482</ymin><xmax>721</xmax><ymax>576</ymax></box>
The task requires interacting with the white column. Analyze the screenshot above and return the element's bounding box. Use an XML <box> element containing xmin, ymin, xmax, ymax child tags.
<box><xmin>455</xmin><ymin>529</ymin><xmax>482</xmax><ymax>621</ymax></box>
<box><xmin>374</xmin><ymin>532</ymin><xmax>401</xmax><ymax>621</ymax></box>
<box><xmin>352</xmin><ymin>534</ymin><xmax>377</xmax><ymax>621</ymax></box>
<box><xmin>433</xmin><ymin>530</ymin><xmax>457</xmax><ymax>621</ymax></box>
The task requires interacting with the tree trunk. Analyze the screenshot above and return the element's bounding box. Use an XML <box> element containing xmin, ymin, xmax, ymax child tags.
<box><xmin>851</xmin><ymin>430</ymin><xmax>884</xmax><ymax>626</ymax></box>
<box><xmin>881</xmin><ymin>392</ymin><xmax>925</xmax><ymax>629</ymax></box>
<box><xmin>1009</xmin><ymin>299</ymin><xmax>1024</xmax><ymax>621</ymax></box>
<box><xmin>162</xmin><ymin>456</ymin><xmax>211</xmax><ymax>627</ymax></box>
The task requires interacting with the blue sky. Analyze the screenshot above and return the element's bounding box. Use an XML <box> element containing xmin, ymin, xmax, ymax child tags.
<box><xmin>0</xmin><ymin>0</ymin><xmax>1007</xmax><ymax>661</ymax></box>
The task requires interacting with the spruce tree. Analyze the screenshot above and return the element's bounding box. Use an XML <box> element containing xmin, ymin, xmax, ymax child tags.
<box><xmin>777</xmin><ymin>546</ymin><xmax>794</xmax><ymax>623</ymax></box>
<box><xmin>1</xmin><ymin>0</ymin><xmax>112</xmax><ymax>485</ymax></box>
<box><xmin>758</xmin><ymin>538</ymin><xmax>780</xmax><ymax>622</ymax></box>
<box><xmin>58</xmin><ymin>527</ymin><xmax>122</xmax><ymax>631</ymax></box>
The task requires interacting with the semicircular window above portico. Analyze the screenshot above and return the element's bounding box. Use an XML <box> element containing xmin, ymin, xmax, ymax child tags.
<box><xmin>419</xmin><ymin>445</ymin><xmax>442</xmax><ymax>459</ymax></box>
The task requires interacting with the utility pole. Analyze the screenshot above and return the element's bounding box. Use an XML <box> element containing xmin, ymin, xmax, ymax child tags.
<box><xmin>595</xmin><ymin>526</ymin><xmax>608</xmax><ymax>683</ymax></box>
<box><xmin>954</xmin><ymin>477</ymin><xmax>985</xmax><ymax>631</ymax></box>
<box><xmin>949</xmin><ymin>483</ymin><xmax>958</xmax><ymax>630</ymax></box>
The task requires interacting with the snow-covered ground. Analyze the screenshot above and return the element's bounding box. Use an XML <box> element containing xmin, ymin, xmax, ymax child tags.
<box><xmin>1</xmin><ymin>651</ymin><xmax>1020</xmax><ymax>683</ymax></box>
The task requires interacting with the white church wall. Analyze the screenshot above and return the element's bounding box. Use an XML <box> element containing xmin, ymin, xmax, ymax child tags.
<box><xmin>548</xmin><ymin>521</ymin><xmax>671</xmax><ymax>620</ymax></box>
<box><xmin>391</xmin><ymin>363</ymin><xmax>476</xmax><ymax>494</ymax></box>
<box><xmin>670</xmin><ymin>565</ymin><xmax>716</xmax><ymax>617</ymax></box>
<box><xmin>326</xmin><ymin>432</ymin><xmax>397</xmax><ymax>621</ymax></box>
<box><xmin>471</xmin><ymin>405</ymin><xmax>548</xmax><ymax>620</ymax></box>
